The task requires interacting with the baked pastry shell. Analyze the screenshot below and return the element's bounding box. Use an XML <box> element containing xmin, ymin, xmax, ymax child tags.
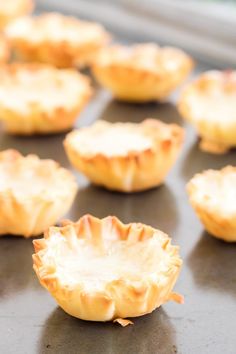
<box><xmin>0</xmin><ymin>150</ymin><xmax>78</xmax><ymax>237</ymax></box>
<box><xmin>187</xmin><ymin>166</ymin><xmax>236</xmax><ymax>242</ymax></box>
<box><xmin>33</xmin><ymin>214</ymin><xmax>183</xmax><ymax>322</ymax></box>
<box><xmin>5</xmin><ymin>14</ymin><xmax>110</xmax><ymax>68</ymax></box>
<box><xmin>0</xmin><ymin>0</ymin><xmax>33</xmax><ymax>28</ymax></box>
<box><xmin>0</xmin><ymin>34</ymin><xmax>10</xmax><ymax>63</ymax></box>
<box><xmin>92</xmin><ymin>45</ymin><xmax>194</xmax><ymax>102</ymax></box>
<box><xmin>178</xmin><ymin>71</ymin><xmax>236</xmax><ymax>154</ymax></box>
<box><xmin>64</xmin><ymin>119</ymin><xmax>184</xmax><ymax>192</ymax></box>
<box><xmin>0</xmin><ymin>64</ymin><xmax>92</xmax><ymax>135</ymax></box>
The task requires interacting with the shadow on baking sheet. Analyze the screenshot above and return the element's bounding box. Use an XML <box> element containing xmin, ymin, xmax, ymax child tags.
<box><xmin>187</xmin><ymin>231</ymin><xmax>236</xmax><ymax>298</ymax></box>
<box><xmin>98</xmin><ymin>98</ymin><xmax>183</xmax><ymax>126</ymax></box>
<box><xmin>0</xmin><ymin>237</ymin><xmax>36</xmax><ymax>297</ymax></box>
<box><xmin>180</xmin><ymin>138</ymin><xmax>236</xmax><ymax>182</ymax></box>
<box><xmin>68</xmin><ymin>183</ymin><xmax>178</xmax><ymax>237</ymax></box>
<box><xmin>38</xmin><ymin>307</ymin><xmax>177</xmax><ymax>354</ymax></box>
<box><xmin>0</xmin><ymin>130</ymin><xmax>70</xmax><ymax>168</ymax></box>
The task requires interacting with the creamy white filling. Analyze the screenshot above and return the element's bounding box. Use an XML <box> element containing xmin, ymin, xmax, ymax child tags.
<box><xmin>0</xmin><ymin>0</ymin><xmax>28</xmax><ymax>15</ymax></box>
<box><xmin>0</xmin><ymin>69</ymin><xmax>86</xmax><ymax>114</ymax></box>
<box><xmin>187</xmin><ymin>92</ymin><xmax>236</xmax><ymax>123</ymax></box>
<box><xmin>191</xmin><ymin>171</ymin><xmax>236</xmax><ymax>215</ymax></box>
<box><xmin>46</xmin><ymin>233</ymin><xmax>170</xmax><ymax>291</ymax></box>
<box><xmin>6</xmin><ymin>16</ymin><xmax>104</xmax><ymax>44</ymax></box>
<box><xmin>0</xmin><ymin>171</ymin><xmax>50</xmax><ymax>195</ymax></box>
<box><xmin>99</xmin><ymin>45</ymin><xmax>186</xmax><ymax>74</ymax></box>
<box><xmin>73</xmin><ymin>126</ymin><xmax>152</xmax><ymax>157</ymax></box>
<box><xmin>0</xmin><ymin>161</ymin><xmax>70</xmax><ymax>196</ymax></box>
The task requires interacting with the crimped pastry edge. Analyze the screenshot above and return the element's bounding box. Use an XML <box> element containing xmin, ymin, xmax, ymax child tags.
<box><xmin>64</xmin><ymin>118</ymin><xmax>184</xmax><ymax>192</ymax></box>
<box><xmin>5</xmin><ymin>13</ymin><xmax>110</xmax><ymax>68</ymax></box>
<box><xmin>33</xmin><ymin>214</ymin><xmax>183</xmax><ymax>322</ymax></box>
<box><xmin>92</xmin><ymin>44</ymin><xmax>194</xmax><ymax>102</ymax></box>
<box><xmin>187</xmin><ymin>166</ymin><xmax>236</xmax><ymax>242</ymax></box>
<box><xmin>0</xmin><ymin>63</ymin><xmax>93</xmax><ymax>135</ymax></box>
<box><xmin>0</xmin><ymin>149</ymin><xmax>78</xmax><ymax>237</ymax></box>
<box><xmin>178</xmin><ymin>70</ymin><xmax>236</xmax><ymax>154</ymax></box>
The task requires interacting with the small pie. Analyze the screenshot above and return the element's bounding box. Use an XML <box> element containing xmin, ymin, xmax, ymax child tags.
<box><xmin>64</xmin><ymin>119</ymin><xmax>184</xmax><ymax>192</ymax></box>
<box><xmin>187</xmin><ymin>166</ymin><xmax>236</xmax><ymax>242</ymax></box>
<box><xmin>178</xmin><ymin>70</ymin><xmax>236</xmax><ymax>154</ymax></box>
<box><xmin>5</xmin><ymin>12</ymin><xmax>110</xmax><ymax>68</ymax></box>
<box><xmin>32</xmin><ymin>214</ymin><xmax>183</xmax><ymax>323</ymax></box>
<box><xmin>0</xmin><ymin>149</ymin><xmax>78</xmax><ymax>237</ymax></box>
<box><xmin>0</xmin><ymin>63</ymin><xmax>92</xmax><ymax>135</ymax></box>
<box><xmin>0</xmin><ymin>0</ymin><xmax>33</xmax><ymax>28</ymax></box>
<box><xmin>91</xmin><ymin>43</ymin><xmax>193</xmax><ymax>102</ymax></box>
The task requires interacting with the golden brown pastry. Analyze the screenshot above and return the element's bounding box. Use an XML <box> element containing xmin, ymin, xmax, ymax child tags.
<box><xmin>91</xmin><ymin>43</ymin><xmax>193</xmax><ymax>102</ymax></box>
<box><xmin>64</xmin><ymin>119</ymin><xmax>184</xmax><ymax>192</ymax></box>
<box><xmin>187</xmin><ymin>166</ymin><xmax>236</xmax><ymax>242</ymax></box>
<box><xmin>5</xmin><ymin>12</ymin><xmax>110</xmax><ymax>68</ymax></box>
<box><xmin>0</xmin><ymin>34</ymin><xmax>9</xmax><ymax>63</ymax></box>
<box><xmin>0</xmin><ymin>149</ymin><xmax>78</xmax><ymax>237</ymax></box>
<box><xmin>0</xmin><ymin>0</ymin><xmax>33</xmax><ymax>28</ymax></box>
<box><xmin>178</xmin><ymin>70</ymin><xmax>236</xmax><ymax>154</ymax></box>
<box><xmin>0</xmin><ymin>63</ymin><xmax>92</xmax><ymax>135</ymax></box>
<box><xmin>33</xmin><ymin>214</ymin><xmax>183</xmax><ymax>323</ymax></box>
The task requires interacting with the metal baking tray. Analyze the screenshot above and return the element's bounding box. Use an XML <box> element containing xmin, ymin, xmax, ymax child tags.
<box><xmin>1</xmin><ymin>3</ymin><xmax>236</xmax><ymax>354</ymax></box>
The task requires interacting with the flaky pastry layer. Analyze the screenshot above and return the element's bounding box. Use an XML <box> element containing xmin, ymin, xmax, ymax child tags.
<box><xmin>5</xmin><ymin>13</ymin><xmax>110</xmax><ymax>68</ymax></box>
<box><xmin>0</xmin><ymin>149</ymin><xmax>78</xmax><ymax>237</ymax></box>
<box><xmin>178</xmin><ymin>70</ymin><xmax>236</xmax><ymax>154</ymax></box>
<box><xmin>64</xmin><ymin>119</ymin><xmax>184</xmax><ymax>192</ymax></box>
<box><xmin>92</xmin><ymin>43</ymin><xmax>193</xmax><ymax>102</ymax></box>
<box><xmin>187</xmin><ymin>166</ymin><xmax>236</xmax><ymax>242</ymax></box>
<box><xmin>0</xmin><ymin>34</ymin><xmax>9</xmax><ymax>63</ymax></box>
<box><xmin>0</xmin><ymin>0</ymin><xmax>33</xmax><ymax>28</ymax></box>
<box><xmin>33</xmin><ymin>214</ymin><xmax>183</xmax><ymax>322</ymax></box>
<box><xmin>0</xmin><ymin>63</ymin><xmax>92</xmax><ymax>135</ymax></box>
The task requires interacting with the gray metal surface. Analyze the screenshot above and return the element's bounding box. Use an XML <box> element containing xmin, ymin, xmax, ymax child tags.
<box><xmin>0</xmin><ymin>3</ymin><xmax>236</xmax><ymax>354</ymax></box>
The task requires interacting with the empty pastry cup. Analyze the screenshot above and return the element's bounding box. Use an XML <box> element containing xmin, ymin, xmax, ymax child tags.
<box><xmin>187</xmin><ymin>166</ymin><xmax>236</xmax><ymax>242</ymax></box>
<box><xmin>0</xmin><ymin>149</ymin><xmax>78</xmax><ymax>237</ymax></box>
<box><xmin>0</xmin><ymin>63</ymin><xmax>92</xmax><ymax>135</ymax></box>
<box><xmin>64</xmin><ymin>119</ymin><xmax>184</xmax><ymax>192</ymax></box>
<box><xmin>33</xmin><ymin>214</ymin><xmax>183</xmax><ymax>324</ymax></box>
<box><xmin>92</xmin><ymin>43</ymin><xmax>193</xmax><ymax>102</ymax></box>
<box><xmin>178</xmin><ymin>70</ymin><xmax>236</xmax><ymax>154</ymax></box>
<box><xmin>5</xmin><ymin>12</ymin><xmax>110</xmax><ymax>68</ymax></box>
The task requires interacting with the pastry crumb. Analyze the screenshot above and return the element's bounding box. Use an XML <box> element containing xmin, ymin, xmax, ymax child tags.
<box><xmin>113</xmin><ymin>318</ymin><xmax>134</xmax><ymax>327</ymax></box>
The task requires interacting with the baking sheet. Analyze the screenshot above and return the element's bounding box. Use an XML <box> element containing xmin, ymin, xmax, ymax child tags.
<box><xmin>1</xmin><ymin>5</ymin><xmax>236</xmax><ymax>354</ymax></box>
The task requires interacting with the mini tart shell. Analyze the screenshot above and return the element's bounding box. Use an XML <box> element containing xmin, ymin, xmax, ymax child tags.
<box><xmin>92</xmin><ymin>44</ymin><xmax>193</xmax><ymax>102</ymax></box>
<box><xmin>0</xmin><ymin>149</ymin><xmax>78</xmax><ymax>237</ymax></box>
<box><xmin>0</xmin><ymin>63</ymin><xmax>92</xmax><ymax>135</ymax></box>
<box><xmin>178</xmin><ymin>70</ymin><xmax>236</xmax><ymax>154</ymax></box>
<box><xmin>64</xmin><ymin>119</ymin><xmax>184</xmax><ymax>193</ymax></box>
<box><xmin>0</xmin><ymin>0</ymin><xmax>33</xmax><ymax>28</ymax></box>
<box><xmin>187</xmin><ymin>166</ymin><xmax>236</xmax><ymax>242</ymax></box>
<box><xmin>32</xmin><ymin>214</ymin><xmax>183</xmax><ymax>322</ymax></box>
<box><xmin>5</xmin><ymin>13</ymin><xmax>110</xmax><ymax>68</ymax></box>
